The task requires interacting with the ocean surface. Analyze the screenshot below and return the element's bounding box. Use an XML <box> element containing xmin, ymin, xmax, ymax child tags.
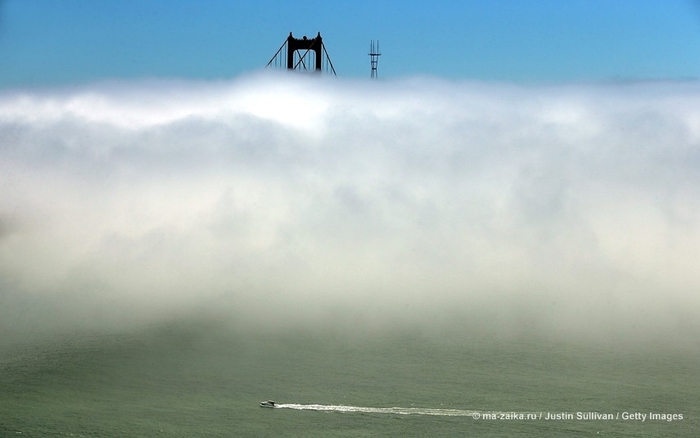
<box><xmin>1</xmin><ymin>318</ymin><xmax>697</xmax><ymax>437</ymax></box>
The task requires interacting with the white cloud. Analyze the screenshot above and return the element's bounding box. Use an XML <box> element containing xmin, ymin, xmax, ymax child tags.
<box><xmin>1</xmin><ymin>73</ymin><xmax>699</xmax><ymax>343</ymax></box>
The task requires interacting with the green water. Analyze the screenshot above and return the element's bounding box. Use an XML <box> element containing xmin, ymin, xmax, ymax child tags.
<box><xmin>1</xmin><ymin>319</ymin><xmax>698</xmax><ymax>437</ymax></box>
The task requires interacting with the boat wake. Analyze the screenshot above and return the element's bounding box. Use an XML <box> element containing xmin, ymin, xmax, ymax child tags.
<box><xmin>275</xmin><ymin>404</ymin><xmax>521</xmax><ymax>417</ymax></box>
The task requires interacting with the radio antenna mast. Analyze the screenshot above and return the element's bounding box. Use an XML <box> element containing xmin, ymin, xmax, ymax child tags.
<box><xmin>369</xmin><ymin>40</ymin><xmax>381</xmax><ymax>79</ymax></box>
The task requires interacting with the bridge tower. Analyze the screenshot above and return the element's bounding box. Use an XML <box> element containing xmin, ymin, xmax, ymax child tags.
<box><xmin>266</xmin><ymin>32</ymin><xmax>337</xmax><ymax>76</ymax></box>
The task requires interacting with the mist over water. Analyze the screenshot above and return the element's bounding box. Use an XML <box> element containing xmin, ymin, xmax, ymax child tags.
<box><xmin>1</xmin><ymin>73</ymin><xmax>699</xmax><ymax>345</ymax></box>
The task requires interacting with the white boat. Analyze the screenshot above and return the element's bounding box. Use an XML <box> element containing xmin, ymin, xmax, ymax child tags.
<box><xmin>260</xmin><ymin>400</ymin><xmax>276</xmax><ymax>408</ymax></box>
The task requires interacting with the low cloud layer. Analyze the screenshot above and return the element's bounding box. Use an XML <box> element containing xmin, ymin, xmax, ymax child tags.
<box><xmin>1</xmin><ymin>73</ymin><xmax>699</xmax><ymax>344</ymax></box>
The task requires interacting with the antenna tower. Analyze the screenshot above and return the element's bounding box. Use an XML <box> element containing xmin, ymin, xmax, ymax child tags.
<box><xmin>369</xmin><ymin>40</ymin><xmax>381</xmax><ymax>79</ymax></box>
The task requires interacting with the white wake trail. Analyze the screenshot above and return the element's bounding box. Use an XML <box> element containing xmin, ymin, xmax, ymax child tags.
<box><xmin>276</xmin><ymin>404</ymin><xmax>527</xmax><ymax>417</ymax></box>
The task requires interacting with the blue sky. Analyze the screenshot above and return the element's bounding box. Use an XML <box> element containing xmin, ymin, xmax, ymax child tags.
<box><xmin>2</xmin><ymin>0</ymin><xmax>700</xmax><ymax>87</ymax></box>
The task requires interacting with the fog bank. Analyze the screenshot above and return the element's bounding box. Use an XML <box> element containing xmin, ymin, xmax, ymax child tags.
<box><xmin>1</xmin><ymin>73</ymin><xmax>699</xmax><ymax>344</ymax></box>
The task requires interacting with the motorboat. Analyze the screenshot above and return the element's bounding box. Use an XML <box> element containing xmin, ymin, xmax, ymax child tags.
<box><xmin>259</xmin><ymin>400</ymin><xmax>276</xmax><ymax>408</ymax></box>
